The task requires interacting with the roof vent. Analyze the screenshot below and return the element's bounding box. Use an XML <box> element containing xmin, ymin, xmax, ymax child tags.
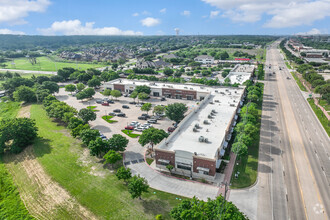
<box><xmin>199</xmin><ymin>136</ymin><xmax>205</xmax><ymax>142</ymax></box>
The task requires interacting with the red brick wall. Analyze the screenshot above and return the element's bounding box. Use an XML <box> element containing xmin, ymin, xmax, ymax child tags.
<box><xmin>114</xmin><ymin>84</ymin><xmax>125</xmax><ymax>92</ymax></box>
<box><xmin>193</xmin><ymin>156</ymin><xmax>216</xmax><ymax>176</ymax></box>
<box><xmin>162</xmin><ymin>88</ymin><xmax>196</xmax><ymax>99</ymax></box>
<box><xmin>155</xmin><ymin>149</ymin><xmax>175</xmax><ymax>166</ymax></box>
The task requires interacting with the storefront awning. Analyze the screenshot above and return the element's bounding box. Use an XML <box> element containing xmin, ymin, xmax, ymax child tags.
<box><xmin>216</xmin><ymin>159</ymin><xmax>222</xmax><ymax>169</ymax></box>
<box><xmin>197</xmin><ymin>167</ymin><xmax>210</xmax><ymax>172</ymax></box>
<box><xmin>234</xmin><ymin>115</ymin><xmax>238</xmax><ymax>120</ymax></box>
<box><xmin>158</xmin><ymin>159</ymin><xmax>170</xmax><ymax>164</ymax></box>
<box><xmin>223</xmin><ymin>141</ymin><xmax>228</xmax><ymax>148</ymax></box>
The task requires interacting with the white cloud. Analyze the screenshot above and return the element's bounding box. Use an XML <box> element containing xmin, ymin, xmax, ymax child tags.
<box><xmin>296</xmin><ymin>28</ymin><xmax>323</xmax><ymax>35</ymax></box>
<box><xmin>132</xmin><ymin>12</ymin><xmax>139</xmax><ymax>17</ymax></box>
<box><xmin>142</xmin><ymin>11</ymin><xmax>151</xmax><ymax>15</ymax></box>
<box><xmin>210</xmin><ymin>10</ymin><xmax>220</xmax><ymax>18</ymax></box>
<box><xmin>160</xmin><ymin>8</ymin><xmax>166</xmax><ymax>14</ymax></box>
<box><xmin>0</xmin><ymin>0</ymin><xmax>50</xmax><ymax>25</ymax></box>
<box><xmin>0</xmin><ymin>29</ymin><xmax>25</xmax><ymax>35</ymax></box>
<box><xmin>38</xmin><ymin>20</ymin><xmax>143</xmax><ymax>35</ymax></box>
<box><xmin>140</xmin><ymin>17</ymin><xmax>160</xmax><ymax>27</ymax></box>
<box><xmin>181</xmin><ymin>10</ymin><xmax>191</xmax><ymax>17</ymax></box>
<box><xmin>202</xmin><ymin>0</ymin><xmax>330</xmax><ymax>28</ymax></box>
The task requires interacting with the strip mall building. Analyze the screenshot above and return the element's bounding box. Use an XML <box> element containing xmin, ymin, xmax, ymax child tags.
<box><xmin>103</xmin><ymin>79</ymin><xmax>247</xmax><ymax>181</ymax></box>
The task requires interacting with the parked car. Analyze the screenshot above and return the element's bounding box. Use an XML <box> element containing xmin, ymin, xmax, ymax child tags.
<box><xmin>151</xmin><ymin>115</ymin><xmax>161</xmax><ymax>120</ymax></box>
<box><xmin>129</xmin><ymin>101</ymin><xmax>136</xmax><ymax>105</ymax></box>
<box><xmin>287</xmin><ymin>77</ymin><xmax>290</xmax><ymax>80</ymax></box>
<box><xmin>123</xmin><ymin>93</ymin><xmax>128</xmax><ymax>97</ymax></box>
<box><xmin>161</xmin><ymin>97</ymin><xmax>166</xmax><ymax>101</ymax></box>
<box><xmin>168</xmin><ymin>127</ymin><xmax>176</xmax><ymax>132</ymax></box>
<box><xmin>134</xmin><ymin>127</ymin><xmax>144</xmax><ymax>132</ymax></box>
<box><xmin>117</xmin><ymin>113</ymin><xmax>126</xmax><ymax>117</ymax></box>
<box><xmin>138</xmin><ymin>116</ymin><xmax>147</xmax><ymax>120</ymax></box>
<box><xmin>122</xmin><ymin>105</ymin><xmax>129</xmax><ymax>109</ymax></box>
<box><xmin>73</xmin><ymin>80</ymin><xmax>79</xmax><ymax>84</ymax></box>
<box><xmin>125</xmin><ymin>126</ymin><xmax>134</xmax><ymax>130</ymax></box>
<box><xmin>96</xmin><ymin>99</ymin><xmax>103</xmax><ymax>104</ymax></box>
<box><xmin>103</xmin><ymin>98</ymin><xmax>109</xmax><ymax>102</ymax></box>
<box><xmin>102</xmin><ymin>102</ymin><xmax>109</xmax><ymax>106</ymax></box>
<box><xmin>147</xmin><ymin>119</ymin><xmax>157</xmax><ymax>124</ymax></box>
<box><xmin>136</xmin><ymin>104</ymin><xmax>142</xmax><ymax>107</ymax></box>
<box><xmin>107</xmin><ymin>100</ymin><xmax>114</xmax><ymax>104</ymax></box>
<box><xmin>141</xmin><ymin>113</ymin><xmax>150</xmax><ymax>118</ymax></box>
<box><xmin>113</xmin><ymin>109</ymin><xmax>121</xmax><ymax>113</ymax></box>
<box><xmin>108</xmin><ymin>112</ymin><xmax>116</xmax><ymax>116</ymax></box>
<box><xmin>173</xmin><ymin>123</ymin><xmax>178</xmax><ymax>128</ymax></box>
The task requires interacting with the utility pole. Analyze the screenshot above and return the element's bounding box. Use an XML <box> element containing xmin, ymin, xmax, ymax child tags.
<box><xmin>220</xmin><ymin>181</ymin><xmax>230</xmax><ymax>219</ymax></box>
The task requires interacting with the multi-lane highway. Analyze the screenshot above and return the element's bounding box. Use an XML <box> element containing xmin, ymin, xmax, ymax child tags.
<box><xmin>257</xmin><ymin>41</ymin><xmax>330</xmax><ymax>220</ymax></box>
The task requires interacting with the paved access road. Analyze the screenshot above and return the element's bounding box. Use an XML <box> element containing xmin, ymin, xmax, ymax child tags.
<box><xmin>0</xmin><ymin>68</ymin><xmax>57</xmax><ymax>75</ymax></box>
<box><xmin>258</xmin><ymin>41</ymin><xmax>330</xmax><ymax>220</ymax></box>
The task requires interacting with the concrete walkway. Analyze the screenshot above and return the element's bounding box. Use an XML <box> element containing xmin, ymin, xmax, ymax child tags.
<box><xmin>127</xmin><ymin>162</ymin><xmax>219</xmax><ymax>201</ymax></box>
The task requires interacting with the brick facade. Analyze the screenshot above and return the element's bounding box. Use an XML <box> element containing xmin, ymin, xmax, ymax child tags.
<box><xmin>193</xmin><ymin>156</ymin><xmax>216</xmax><ymax>176</ymax></box>
<box><xmin>162</xmin><ymin>88</ymin><xmax>197</xmax><ymax>100</ymax></box>
<box><xmin>155</xmin><ymin>149</ymin><xmax>175</xmax><ymax>166</ymax></box>
<box><xmin>114</xmin><ymin>84</ymin><xmax>125</xmax><ymax>92</ymax></box>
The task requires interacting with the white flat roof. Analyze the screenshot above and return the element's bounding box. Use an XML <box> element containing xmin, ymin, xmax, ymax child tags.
<box><xmin>222</xmin><ymin>64</ymin><xmax>254</xmax><ymax>85</ymax></box>
<box><xmin>160</xmin><ymin>87</ymin><xmax>244</xmax><ymax>159</ymax></box>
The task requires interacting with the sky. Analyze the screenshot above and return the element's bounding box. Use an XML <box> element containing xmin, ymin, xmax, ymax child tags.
<box><xmin>0</xmin><ymin>0</ymin><xmax>329</xmax><ymax>36</ymax></box>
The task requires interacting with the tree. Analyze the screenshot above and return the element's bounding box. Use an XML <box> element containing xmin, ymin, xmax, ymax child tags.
<box><xmin>45</xmin><ymin>101</ymin><xmax>77</xmax><ymax>121</ymax></box>
<box><xmin>71</xmin><ymin>124</ymin><xmax>90</xmax><ymax>138</ymax></box>
<box><xmin>63</xmin><ymin>112</ymin><xmax>75</xmax><ymax>124</ymax></box>
<box><xmin>138</xmin><ymin>92</ymin><xmax>149</xmax><ymax>103</ymax></box>
<box><xmin>111</xmin><ymin>89</ymin><xmax>121</xmax><ymax>100</ymax></box>
<box><xmin>166</xmin><ymin>164</ymin><xmax>174</xmax><ymax>174</ymax></box>
<box><xmin>108</xmin><ymin>134</ymin><xmax>129</xmax><ymax>152</ymax></box>
<box><xmin>76</xmin><ymin>83</ymin><xmax>86</xmax><ymax>92</ymax></box>
<box><xmin>103</xmin><ymin>89</ymin><xmax>112</xmax><ymax>97</ymax></box>
<box><xmin>57</xmin><ymin>67</ymin><xmax>75</xmax><ymax>80</ymax></box>
<box><xmin>13</xmin><ymin>86</ymin><xmax>36</xmax><ymax>103</ymax></box>
<box><xmin>130</xmin><ymin>91</ymin><xmax>138</xmax><ymax>102</ymax></box>
<box><xmin>103</xmin><ymin>150</ymin><xmax>122</xmax><ymax>167</ymax></box>
<box><xmin>141</xmin><ymin>103</ymin><xmax>152</xmax><ymax>115</ymax></box>
<box><xmin>220</xmin><ymin>51</ymin><xmax>229</xmax><ymax>60</ymax></box>
<box><xmin>174</xmin><ymin>71</ymin><xmax>182</xmax><ymax>78</ymax></box>
<box><xmin>165</xmin><ymin>103</ymin><xmax>188</xmax><ymax>123</ymax></box>
<box><xmin>35</xmin><ymin>88</ymin><xmax>51</xmax><ymax>102</ymax></box>
<box><xmin>170</xmin><ymin>196</ymin><xmax>247</xmax><ymax>220</ymax></box>
<box><xmin>76</xmin><ymin>88</ymin><xmax>95</xmax><ymax>100</ymax></box>
<box><xmin>155</xmin><ymin>214</ymin><xmax>163</xmax><ymax>220</ymax></box>
<box><xmin>65</xmin><ymin>84</ymin><xmax>76</xmax><ymax>94</ymax></box>
<box><xmin>41</xmin><ymin>81</ymin><xmax>59</xmax><ymax>94</ymax></box>
<box><xmin>0</xmin><ymin>118</ymin><xmax>38</xmax><ymax>154</ymax></box>
<box><xmin>153</xmin><ymin>105</ymin><xmax>165</xmax><ymax>115</ymax></box>
<box><xmin>88</xmin><ymin>137</ymin><xmax>109</xmax><ymax>157</ymax></box>
<box><xmin>77</xmin><ymin>72</ymin><xmax>92</xmax><ymax>83</ymax></box>
<box><xmin>80</xmin><ymin>128</ymin><xmax>100</xmax><ymax>146</ymax></box>
<box><xmin>116</xmin><ymin>166</ymin><xmax>132</xmax><ymax>184</ymax></box>
<box><xmin>231</xmin><ymin>141</ymin><xmax>248</xmax><ymax>159</ymax></box>
<box><xmin>163</xmin><ymin>68</ymin><xmax>174</xmax><ymax>76</ymax></box>
<box><xmin>78</xmin><ymin>108</ymin><xmax>96</xmax><ymax>124</ymax></box>
<box><xmin>138</xmin><ymin>127</ymin><xmax>168</xmax><ymax>151</ymax></box>
<box><xmin>134</xmin><ymin>85</ymin><xmax>151</xmax><ymax>94</ymax></box>
<box><xmin>2</xmin><ymin>77</ymin><xmax>34</xmax><ymax>97</ymax></box>
<box><xmin>87</xmin><ymin>77</ymin><xmax>101</xmax><ymax>88</ymax></box>
<box><xmin>128</xmin><ymin>175</ymin><xmax>149</xmax><ymax>200</ymax></box>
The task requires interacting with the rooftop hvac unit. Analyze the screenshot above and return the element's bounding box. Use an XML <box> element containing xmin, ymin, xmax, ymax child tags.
<box><xmin>230</xmin><ymin>104</ymin><xmax>235</xmax><ymax>107</ymax></box>
<box><xmin>199</xmin><ymin>136</ymin><xmax>205</xmax><ymax>142</ymax></box>
<box><xmin>215</xmin><ymin>90</ymin><xmax>218</xmax><ymax>93</ymax></box>
<box><xmin>208</xmin><ymin>114</ymin><xmax>213</xmax><ymax>119</ymax></box>
<box><xmin>193</xmin><ymin>127</ymin><xmax>198</xmax><ymax>132</ymax></box>
<box><xmin>184</xmin><ymin>87</ymin><xmax>188</xmax><ymax>89</ymax></box>
<box><xmin>195</xmin><ymin>123</ymin><xmax>200</xmax><ymax>129</ymax></box>
<box><xmin>204</xmin><ymin>138</ymin><xmax>208</xmax><ymax>143</ymax></box>
<box><xmin>203</xmin><ymin>120</ymin><xmax>209</xmax><ymax>124</ymax></box>
<box><xmin>209</xmin><ymin>101</ymin><xmax>214</xmax><ymax>104</ymax></box>
<box><xmin>190</xmin><ymin>88</ymin><xmax>194</xmax><ymax>90</ymax></box>
<box><xmin>212</xmin><ymin>109</ymin><xmax>217</xmax><ymax>113</ymax></box>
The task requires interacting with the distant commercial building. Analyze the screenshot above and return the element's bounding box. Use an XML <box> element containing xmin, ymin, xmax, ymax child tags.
<box><xmin>194</xmin><ymin>55</ymin><xmax>214</xmax><ymax>64</ymax></box>
<box><xmin>223</xmin><ymin>64</ymin><xmax>255</xmax><ymax>85</ymax></box>
<box><xmin>102</xmin><ymin>79</ymin><xmax>246</xmax><ymax>181</ymax></box>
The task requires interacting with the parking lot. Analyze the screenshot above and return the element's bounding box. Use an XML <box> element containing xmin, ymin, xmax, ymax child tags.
<box><xmin>56</xmin><ymin>88</ymin><xmax>197</xmax><ymax>162</ymax></box>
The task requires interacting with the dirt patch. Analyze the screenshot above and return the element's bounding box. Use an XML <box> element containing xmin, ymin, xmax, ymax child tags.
<box><xmin>17</xmin><ymin>105</ymin><xmax>31</xmax><ymax>118</ymax></box>
<box><xmin>4</xmin><ymin>146</ymin><xmax>97</xmax><ymax>220</ymax></box>
<box><xmin>4</xmin><ymin>105</ymin><xmax>97</xmax><ymax>219</ymax></box>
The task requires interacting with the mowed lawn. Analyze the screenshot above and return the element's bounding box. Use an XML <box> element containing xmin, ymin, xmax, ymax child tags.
<box><xmin>3</xmin><ymin>56</ymin><xmax>106</xmax><ymax>72</ymax></box>
<box><xmin>30</xmin><ymin>104</ymin><xmax>182</xmax><ymax>219</ymax></box>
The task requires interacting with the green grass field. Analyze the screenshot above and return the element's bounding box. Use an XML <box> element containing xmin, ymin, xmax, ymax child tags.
<box><xmin>29</xmin><ymin>104</ymin><xmax>182</xmax><ymax>219</ymax></box>
<box><xmin>0</xmin><ymin>102</ymin><xmax>21</xmax><ymax>120</ymax></box>
<box><xmin>307</xmin><ymin>98</ymin><xmax>330</xmax><ymax>136</ymax></box>
<box><xmin>319</xmin><ymin>99</ymin><xmax>330</xmax><ymax>112</ymax></box>
<box><xmin>0</xmin><ymin>102</ymin><xmax>34</xmax><ymax>220</ymax></box>
<box><xmin>3</xmin><ymin>56</ymin><xmax>106</xmax><ymax>72</ymax></box>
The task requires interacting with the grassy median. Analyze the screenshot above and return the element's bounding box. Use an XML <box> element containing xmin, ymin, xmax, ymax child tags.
<box><xmin>290</xmin><ymin>71</ymin><xmax>307</xmax><ymax>92</ymax></box>
<box><xmin>307</xmin><ymin>98</ymin><xmax>330</xmax><ymax>136</ymax></box>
